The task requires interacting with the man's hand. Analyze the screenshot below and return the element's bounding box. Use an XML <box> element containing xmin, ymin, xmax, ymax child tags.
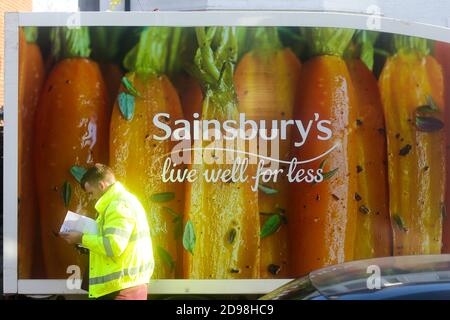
<box><xmin>60</xmin><ymin>231</ymin><xmax>83</xmax><ymax>245</ymax></box>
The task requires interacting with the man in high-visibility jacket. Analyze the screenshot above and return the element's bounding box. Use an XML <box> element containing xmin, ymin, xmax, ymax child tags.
<box><xmin>60</xmin><ymin>163</ymin><xmax>154</xmax><ymax>300</ymax></box>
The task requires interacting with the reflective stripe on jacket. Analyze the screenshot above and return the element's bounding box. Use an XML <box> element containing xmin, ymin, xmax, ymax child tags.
<box><xmin>82</xmin><ymin>182</ymin><xmax>154</xmax><ymax>298</ymax></box>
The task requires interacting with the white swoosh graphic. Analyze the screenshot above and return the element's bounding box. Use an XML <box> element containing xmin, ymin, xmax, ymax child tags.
<box><xmin>163</xmin><ymin>143</ymin><xmax>339</xmax><ymax>165</ymax></box>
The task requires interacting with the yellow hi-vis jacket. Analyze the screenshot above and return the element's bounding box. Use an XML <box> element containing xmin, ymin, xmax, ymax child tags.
<box><xmin>81</xmin><ymin>182</ymin><xmax>154</xmax><ymax>298</ymax></box>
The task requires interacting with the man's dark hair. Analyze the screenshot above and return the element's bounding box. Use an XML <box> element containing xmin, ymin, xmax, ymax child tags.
<box><xmin>80</xmin><ymin>163</ymin><xmax>116</xmax><ymax>190</ymax></box>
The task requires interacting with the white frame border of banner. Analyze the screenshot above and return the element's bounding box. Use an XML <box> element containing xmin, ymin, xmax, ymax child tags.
<box><xmin>4</xmin><ymin>10</ymin><xmax>450</xmax><ymax>295</ymax></box>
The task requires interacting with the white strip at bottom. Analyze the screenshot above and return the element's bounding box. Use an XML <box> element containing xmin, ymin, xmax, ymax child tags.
<box><xmin>17</xmin><ymin>279</ymin><xmax>293</xmax><ymax>295</ymax></box>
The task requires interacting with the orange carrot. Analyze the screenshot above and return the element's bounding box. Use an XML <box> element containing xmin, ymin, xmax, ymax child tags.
<box><xmin>34</xmin><ymin>27</ymin><xmax>109</xmax><ymax>278</ymax></box>
<box><xmin>234</xmin><ymin>27</ymin><xmax>302</xmax><ymax>278</ymax></box>
<box><xmin>379</xmin><ymin>36</ymin><xmax>445</xmax><ymax>255</ymax></box>
<box><xmin>110</xmin><ymin>27</ymin><xmax>184</xmax><ymax>279</ymax></box>
<box><xmin>289</xmin><ymin>28</ymin><xmax>358</xmax><ymax>277</ymax></box>
<box><xmin>18</xmin><ymin>27</ymin><xmax>45</xmax><ymax>278</ymax></box>
<box><xmin>183</xmin><ymin>27</ymin><xmax>260</xmax><ymax>279</ymax></box>
<box><xmin>346</xmin><ymin>32</ymin><xmax>392</xmax><ymax>259</ymax></box>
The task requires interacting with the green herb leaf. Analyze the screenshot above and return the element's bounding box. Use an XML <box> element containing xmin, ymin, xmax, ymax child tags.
<box><xmin>183</xmin><ymin>220</ymin><xmax>196</xmax><ymax>255</ymax></box>
<box><xmin>416</xmin><ymin>116</ymin><xmax>444</xmax><ymax>132</ymax></box>
<box><xmin>150</xmin><ymin>192</ymin><xmax>175</xmax><ymax>203</ymax></box>
<box><xmin>227</xmin><ymin>228</ymin><xmax>237</xmax><ymax>244</ymax></box>
<box><xmin>427</xmin><ymin>95</ymin><xmax>440</xmax><ymax>111</ymax></box>
<box><xmin>61</xmin><ymin>181</ymin><xmax>72</xmax><ymax>208</ymax></box>
<box><xmin>118</xmin><ymin>92</ymin><xmax>135</xmax><ymax>121</ymax></box>
<box><xmin>70</xmin><ymin>165</ymin><xmax>87</xmax><ymax>183</ymax></box>
<box><xmin>319</xmin><ymin>159</ymin><xmax>327</xmax><ymax>170</ymax></box>
<box><xmin>157</xmin><ymin>246</ymin><xmax>175</xmax><ymax>273</ymax></box>
<box><xmin>260</xmin><ymin>214</ymin><xmax>282</xmax><ymax>238</ymax></box>
<box><xmin>322</xmin><ymin>168</ymin><xmax>339</xmax><ymax>181</ymax></box>
<box><xmin>163</xmin><ymin>206</ymin><xmax>179</xmax><ymax>218</ymax></box>
<box><xmin>258</xmin><ymin>184</ymin><xmax>278</xmax><ymax>195</ymax></box>
<box><xmin>163</xmin><ymin>207</ymin><xmax>182</xmax><ymax>240</ymax></box>
<box><xmin>393</xmin><ymin>214</ymin><xmax>407</xmax><ymax>232</ymax></box>
<box><xmin>415</xmin><ymin>96</ymin><xmax>443</xmax><ymax>132</ymax></box>
<box><xmin>416</xmin><ymin>96</ymin><xmax>440</xmax><ymax>113</ymax></box>
<box><xmin>121</xmin><ymin>76</ymin><xmax>142</xmax><ymax>97</ymax></box>
<box><xmin>417</xmin><ymin>105</ymin><xmax>437</xmax><ymax>113</ymax></box>
<box><xmin>318</xmin><ymin>159</ymin><xmax>339</xmax><ymax>181</ymax></box>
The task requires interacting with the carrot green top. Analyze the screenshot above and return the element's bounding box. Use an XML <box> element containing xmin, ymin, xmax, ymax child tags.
<box><xmin>189</xmin><ymin>27</ymin><xmax>237</xmax><ymax>91</ymax></box>
<box><xmin>236</xmin><ymin>27</ymin><xmax>248</xmax><ymax>60</ymax></box>
<box><xmin>50</xmin><ymin>27</ymin><xmax>91</xmax><ymax>60</ymax></box>
<box><xmin>251</xmin><ymin>27</ymin><xmax>282</xmax><ymax>56</ymax></box>
<box><xmin>90</xmin><ymin>26</ymin><xmax>126</xmax><ymax>64</ymax></box>
<box><xmin>235</xmin><ymin>27</ymin><xmax>282</xmax><ymax>61</ymax></box>
<box><xmin>187</xmin><ymin>27</ymin><xmax>238</xmax><ymax>113</ymax></box>
<box><xmin>394</xmin><ymin>35</ymin><xmax>429</xmax><ymax>56</ymax></box>
<box><xmin>166</xmin><ymin>27</ymin><xmax>183</xmax><ymax>76</ymax></box>
<box><xmin>24</xmin><ymin>27</ymin><xmax>38</xmax><ymax>43</ymax></box>
<box><xmin>123</xmin><ymin>27</ymin><xmax>182</xmax><ymax>76</ymax></box>
<box><xmin>346</xmin><ymin>30</ymin><xmax>379</xmax><ymax>70</ymax></box>
<box><xmin>302</xmin><ymin>27</ymin><xmax>355</xmax><ymax>57</ymax></box>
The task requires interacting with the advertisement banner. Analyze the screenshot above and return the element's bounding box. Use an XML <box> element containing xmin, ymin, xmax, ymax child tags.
<box><xmin>16</xmin><ymin>22</ymin><xmax>450</xmax><ymax>286</ymax></box>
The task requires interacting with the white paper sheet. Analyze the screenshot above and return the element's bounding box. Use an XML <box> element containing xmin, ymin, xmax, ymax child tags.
<box><xmin>59</xmin><ymin>210</ymin><xmax>98</xmax><ymax>235</ymax></box>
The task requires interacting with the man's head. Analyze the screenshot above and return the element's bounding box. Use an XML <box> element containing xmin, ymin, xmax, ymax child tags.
<box><xmin>80</xmin><ymin>163</ymin><xmax>116</xmax><ymax>200</ymax></box>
